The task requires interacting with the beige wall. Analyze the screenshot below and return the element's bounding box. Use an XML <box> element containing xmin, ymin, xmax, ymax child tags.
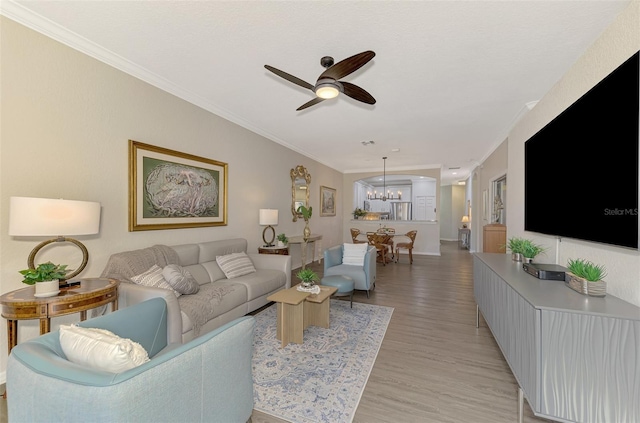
<box><xmin>0</xmin><ymin>17</ymin><xmax>343</xmax><ymax>378</ymax></box>
<box><xmin>475</xmin><ymin>138</ymin><xmax>508</xmax><ymax>249</ymax></box>
<box><xmin>505</xmin><ymin>1</ymin><xmax>640</xmax><ymax>306</ymax></box>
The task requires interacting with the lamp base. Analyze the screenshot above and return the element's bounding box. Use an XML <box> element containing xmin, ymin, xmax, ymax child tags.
<box><xmin>262</xmin><ymin>225</ymin><xmax>275</xmax><ymax>247</ymax></box>
<box><xmin>27</xmin><ymin>236</ymin><xmax>89</xmax><ymax>281</ymax></box>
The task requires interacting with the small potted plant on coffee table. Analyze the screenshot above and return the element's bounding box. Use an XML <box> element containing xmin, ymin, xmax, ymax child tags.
<box><xmin>565</xmin><ymin>258</ymin><xmax>607</xmax><ymax>296</ymax></box>
<box><xmin>296</xmin><ymin>268</ymin><xmax>319</xmax><ymax>289</ymax></box>
<box><xmin>19</xmin><ymin>261</ymin><xmax>71</xmax><ymax>297</ymax></box>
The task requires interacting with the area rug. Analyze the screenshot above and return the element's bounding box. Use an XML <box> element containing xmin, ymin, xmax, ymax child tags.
<box><xmin>252</xmin><ymin>300</ymin><xmax>394</xmax><ymax>423</ymax></box>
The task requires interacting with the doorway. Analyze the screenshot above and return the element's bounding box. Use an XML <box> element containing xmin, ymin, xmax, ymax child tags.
<box><xmin>492</xmin><ymin>175</ymin><xmax>506</xmax><ymax>224</ymax></box>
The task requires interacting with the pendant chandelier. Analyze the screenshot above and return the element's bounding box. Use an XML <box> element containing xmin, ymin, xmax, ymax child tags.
<box><xmin>366</xmin><ymin>156</ymin><xmax>401</xmax><ymax>202</ymax></box>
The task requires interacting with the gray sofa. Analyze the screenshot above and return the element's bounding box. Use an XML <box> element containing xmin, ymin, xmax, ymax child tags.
<box><xmin>101</xmin><ymin>238</ymin><xmax>291</xmax><ymax>344</ymax></box>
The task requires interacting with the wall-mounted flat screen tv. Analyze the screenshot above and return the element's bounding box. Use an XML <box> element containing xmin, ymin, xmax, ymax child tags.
<box><xmin>525</xmin><ymin>50</ymin><xmax>639</xmax><ymax>249</ymax></box>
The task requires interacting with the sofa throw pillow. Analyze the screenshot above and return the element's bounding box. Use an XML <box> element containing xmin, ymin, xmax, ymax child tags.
<box><xmin>59</xmin><ymin>324</ymin><xmax>150</xmax><ymax>373</ymax></box>
<box><xmin>162</xmin><ymin>264</ymin><xmax>200</xmax><ymax>295</ymax></box>
<box><xmin>342</xmin><ymin>242</ymin><xmax>369</xmax><ymax>266</ymax></box>
<box><xmin>130</xmin><ymin>264</ymin><xmax>181</xmax><ymax>298</ymax></box>
<box><xmin>216</xmin><ymin>252</ymin><xmax>256</xmax><ymax>279</ymax></box>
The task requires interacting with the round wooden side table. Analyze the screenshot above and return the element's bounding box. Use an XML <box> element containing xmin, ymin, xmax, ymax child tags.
<box><xmin>0</xmin><ymin>278</ymin><xmax>119</xmax><ymax>354</ymax></box>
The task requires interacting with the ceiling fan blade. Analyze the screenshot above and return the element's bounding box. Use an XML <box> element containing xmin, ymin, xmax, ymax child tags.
<box><xmin>297</xmin><ymin>97</ymin><xmax>325</xmax><ymax>111</ymax></box>
<box><xmin>341</xmin><ymin>82</ymin><xmax>376</xmax><ymax>105</ymax></box>
<box><xmin>264</xmin><ymin>65</ymin><xmax>314</xmax><ymax>90</ymax></box>
<box><xmin>319</xmin><ymin>51</ymin><xmax>375</xmax><ymax>81</ymax></box>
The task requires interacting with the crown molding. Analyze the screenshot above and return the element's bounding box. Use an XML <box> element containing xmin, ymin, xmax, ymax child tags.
<box><xmin>0</xmin><ymin>0</ymin><xmax>329</xmax><ymax>167</ymax></box>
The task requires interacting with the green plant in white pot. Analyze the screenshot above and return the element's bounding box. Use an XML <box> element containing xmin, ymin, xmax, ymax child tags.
<box><xmin>277</xmin><ymin>233</ymin><xmax>288</xmax><ymax>247</ymax></box>
<box><xmin>19</xmin><ymin>261</ymin><xmax>70</xmax><ymax>297</ymax></box>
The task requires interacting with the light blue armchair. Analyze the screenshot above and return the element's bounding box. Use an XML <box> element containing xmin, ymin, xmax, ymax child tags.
<box><xmin>7</xmin><ymin>298</ymin><xmax>255</xmax><ymax>423</ymax></box>
<box><xmin>323</xmin><ymin>244</ymin><xmax>377</xmax><ymax>297</ymax></box>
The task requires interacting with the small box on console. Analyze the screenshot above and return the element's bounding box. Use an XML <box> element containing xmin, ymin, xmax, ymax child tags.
<box><xmin>522</xmin><ymin>262</ymin><xmax>568</xmax><ymax>281</ymax></box>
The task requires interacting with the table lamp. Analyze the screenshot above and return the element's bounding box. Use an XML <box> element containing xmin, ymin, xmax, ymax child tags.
<box><xmin>461</xmin><ymin>215</ymin><xmax>470</xmax><ymax>228</ymax></box>
<box><xmin>9</xmin><ymin>197</ymin><xmax>101</xmax><ymax>281</ymax></box>
<box><xmin>259</xmin><ymin>209</ymin><xmax>278</xmax><ymax>247</ymax></box>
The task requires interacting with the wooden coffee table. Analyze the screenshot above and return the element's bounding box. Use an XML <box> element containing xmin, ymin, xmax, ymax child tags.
<box><xmin>267</xmin><ymin>284</ymin><xmax>338</xmax><ymax>348</ymax></box>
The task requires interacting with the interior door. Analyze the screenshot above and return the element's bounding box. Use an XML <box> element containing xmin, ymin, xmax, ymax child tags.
<box><xmin>415</xmin><ymin>196</ymin><xmax>436</xmax><ymax>221</ymax></box>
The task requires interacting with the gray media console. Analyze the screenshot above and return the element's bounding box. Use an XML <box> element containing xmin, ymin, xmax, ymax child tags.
<box><xmin>474</xmin><ymin>253</ymin><xmax>639</xmax><ymax>423</ymax></box>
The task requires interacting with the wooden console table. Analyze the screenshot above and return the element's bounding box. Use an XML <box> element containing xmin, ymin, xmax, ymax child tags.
<box><xmin>474</xmin><ymin>254</ymin><xmax>639</xmax><ymax>423</ymax></box>
<box><xmin>288</xmin><ymin>234</ymin><xmax>322</xmax><ymax>268</ymax></box>
<box><xmin>0</xmin><ymin>278</ymin><xmax>119</xmax><ymax>353</ymax></box>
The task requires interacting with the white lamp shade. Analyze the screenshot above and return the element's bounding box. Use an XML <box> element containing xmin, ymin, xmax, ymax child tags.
<box><xmin>259</xmin><ymin>209</ymin><xmax>278</xmax><ymax>226</ymax></box>
<box><xmin>9</xmin><ymin>197</ymin><xmax>101</xmax><ymax>236</ymax></box>
<box><xmin>461</xmin><ymin>215</ymin><xmax>470</xmax><ymax>223</ymax></box>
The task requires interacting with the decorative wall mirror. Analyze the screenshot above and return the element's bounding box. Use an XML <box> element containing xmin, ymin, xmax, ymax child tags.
<box><xmin>291</xmin><ymin>165</ymin><xmax>311</xmax><ymax>222</ymax></box>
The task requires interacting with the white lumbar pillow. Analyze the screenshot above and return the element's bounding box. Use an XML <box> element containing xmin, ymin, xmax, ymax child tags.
<box><xmin>130</xmin><ymin>264</ymin><xmax>181</xmax><ymax>297</ymax></box>
<box><xmin>59</xmin><ymin>324</ymin><xmax>150</xmax><ymax>373</ymax></box>
<box><xmin>342</xmin><ymin>242</ymin><xmax>368</xmax><ymax>266</ymax></box>
<box><xmin>216</xmin><ymin>252</ymin><xmax>257</xmax><ymax>279</ymax></box>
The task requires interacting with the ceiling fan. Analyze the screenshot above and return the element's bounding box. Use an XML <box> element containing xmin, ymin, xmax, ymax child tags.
<box><xmin>264</xmin><ymin>50</ymin><xmax>376</xmax><ymax>111</ymax></box>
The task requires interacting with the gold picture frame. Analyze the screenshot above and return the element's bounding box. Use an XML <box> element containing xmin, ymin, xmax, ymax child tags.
<box><xmin>320</xmin><ymin>186</ymin><xmax>336</xmax><ymax>217</ymax></box>
<box><xmin>129</xmin><ymin>140</ymin><xmax>228</xmax><ymax>231</ymax></box>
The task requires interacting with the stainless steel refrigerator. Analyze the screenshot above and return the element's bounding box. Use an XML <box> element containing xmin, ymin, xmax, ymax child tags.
<box><xmin>390</xmin><ymin>202</ymin><xmax>412</xmax><ymax>220</ymax></box>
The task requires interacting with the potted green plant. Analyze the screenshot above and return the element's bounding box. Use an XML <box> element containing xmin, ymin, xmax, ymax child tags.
<box><xmin>19</xmin><ymin>261</ymin><xmax>71</xmax><ymax>297</ymax></box>
<box><xmin>353</xmin><ymin>207</ymin><xmax>367</xmax><ymax>219</ymax></box>
<box><xmin>505</xmin><ymin>237</ymin><xmax>546</xmax><ymax>262</ymax></box>
<box><xmin>296</xmin><ymin>268</ymin><xmax>319</xmax><ymax>288</ymax></box>
<box><xmin>297</xmin><ymin>205</ymin><xmax>312</xmax><ymax>222</ymax></box>
<box><xmin>504</xmin><ymin>237</ymin><xmax>526</xmax><ymax>261</ymax></box>
<box><xmin>521</xmin><ymin>240</ymin><xmax>546</xmax><ymax>262</ymax></box>
<box><xmin>277</xmin><ymin>233</ymin><xmax>288</xmax><ymax>247</ymax></box>
<box><xmin>566</xmin><ymin>258</ymin><xmax>607</xmax><ymax>296</ymax></box>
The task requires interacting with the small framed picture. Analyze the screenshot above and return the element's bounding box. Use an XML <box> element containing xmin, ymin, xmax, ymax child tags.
<box><xmin>320</xmin><ymin>186</ymin><xmax>336</xmax><ymax>217</ymax></box>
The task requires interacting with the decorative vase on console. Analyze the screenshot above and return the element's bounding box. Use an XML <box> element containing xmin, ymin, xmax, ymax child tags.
<box><xmin>297</xmin><ymin>205</ymin><xmax>312</xmax><ymax>241</ymax></box>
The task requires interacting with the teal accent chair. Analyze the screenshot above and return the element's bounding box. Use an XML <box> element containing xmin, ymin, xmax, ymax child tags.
<box><xmin>7</xmin><ymin>298</ymin><xmax>255</xmax><ymax>423</ymax></box>
<box><xmin>323</xmin><ymin>244</ymin><xmax>377</xmax><ymax>297</ymax></box>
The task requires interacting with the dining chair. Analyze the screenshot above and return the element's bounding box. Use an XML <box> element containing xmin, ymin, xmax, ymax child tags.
<box><xmin>350</xmin><ymin>228</ymin><xmax>368</xmax><ymax>244</ymax></box>
<box><xmin>367</xmin><ymin>232</ymin><xmax>393</xmax><ymax>265</ymax></box>
<box><xmin>377</xmin><ymin>227</ymin><xmax>396</xmax><ymax>260</ymax></box>
<box><xmin>395</xmin><ymin>230</ymin><xmax>417</xmax><ymax>264</ymax></box>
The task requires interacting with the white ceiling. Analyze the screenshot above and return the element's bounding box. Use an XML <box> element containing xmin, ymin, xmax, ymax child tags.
<box><xmin>2</xmin><ymin>0</ymin><xmax>631</xmax><ymax>185</ymax></box>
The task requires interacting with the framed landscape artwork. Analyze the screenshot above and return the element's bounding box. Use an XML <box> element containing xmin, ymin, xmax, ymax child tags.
<box><xmin>320</xmin><ymin>186</ymin><xmax>336</xmax><ymax>217</ymax></box>
<box><xmin>129</xmin><ymin>140</ymin><xmax>228</xmax><ymax>231</ymax></box>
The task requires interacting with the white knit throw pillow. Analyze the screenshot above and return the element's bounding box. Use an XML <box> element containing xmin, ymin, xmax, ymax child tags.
<box><xmin>59</xmin><ymin>325</ymin><xmax>150</xmax><ymax>373</ymax></box>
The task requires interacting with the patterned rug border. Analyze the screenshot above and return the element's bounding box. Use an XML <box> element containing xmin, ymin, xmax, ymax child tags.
<box><xmin>252</xmin><ymin>299</ymin><xmax>394</xmax><ymax>423</ymax></box>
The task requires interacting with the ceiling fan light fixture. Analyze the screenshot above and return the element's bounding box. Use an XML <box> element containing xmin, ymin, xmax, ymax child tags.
<box><xmin>315</xmin><ymin>83</ymin><xmax>340</xmax><ymax>99</ymax></box>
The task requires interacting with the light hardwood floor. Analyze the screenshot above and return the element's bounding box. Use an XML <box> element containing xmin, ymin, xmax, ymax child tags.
<box><xmin>253</xmin><ymin>241</ymin><xmax>551</xmax><ymax>423</ymax></box>
<box><xmin>0</xmin><ymin>241</ymin><xmax>551</xmax><ymax>423</ymax></box>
